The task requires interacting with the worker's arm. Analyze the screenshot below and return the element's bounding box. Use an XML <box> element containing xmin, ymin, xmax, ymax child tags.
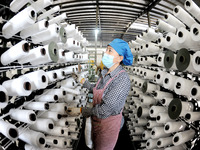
<box><xmin>92</xmin><ymin>73</ymin><xmax>131</xmax><ymax>119</ymax></box>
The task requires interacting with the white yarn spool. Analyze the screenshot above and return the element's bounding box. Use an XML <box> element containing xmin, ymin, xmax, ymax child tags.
<box><xmin>146</xmin><ymin>139</ymin><xmax>158</xmax><ymax>149</ymax></box>
<box><xmin>156</xmin><ymin>113</ymin><xmax>174</xmax><ymax>124</ymax></box>
<box><xmin>10</xmin><ymin>109</ymin><xmax>36</xmax><ymax>124</ymax></box>
<box><xmin>142</xmin><ymin>130</ymin><xmax>151</xmax><ymax>140</ymax></box>
<box><xmin>164</xmin><ymin>13</ymin><xmax>186</xmax><ymax>28</ymax></box>
<box><xmin>65</xmin><ymin>24</ymin><xmax>76</xmax><ymax>35</ymax></box>
<box><xmin>163</xmin><ymin>73</ymin><xmax>179</xmax><ymax>90</ymax></box>
<box><xmin>135</xmin><ymin>37</ymin><xmax>146</xmax><ymax>44</ymax></box>
<box><xmin>157</xmin><ymin>52</ymin><xmax>165</xmax><ymax>67</ymax></box>
<box><xmin>0</xmin><ymin>85</ymin><xmax>8</xmax><ymax>102</ymax></box>
<box><xmin>190</xmin><ymin>84</ymin><xmax>200</xmax><ymax>100</ymax></box>
<box><xmin>55</xmin><ymin>69</ymin><xmax>66</xmax><ymax>80</ymax></box>
<box><xmin>154</xmin><ymin>90</ymin><xmax>173</xmax><ymax>100</ymax></box>
<box><xmin>192</xmin><ymin>51</ymin><xmax>200</xmax><ymax>72</ymax></box>
<box><xmin>168</xmin><ymin>99</ymin><xmax>194</xmax><ymax>119</ymax></box>
<box><xmin>137</xmin><ymin>106</ymin><xmax>149</xmax><ymax>118</ymax></box>
<box><xmin>156</xmin><ymin>19</ymin><xmax>176</xmax><ymax>33</ymax></box>
<box><xmin>151</xmin><ymin>126</ymin><xmax>170</xmax><ymax>139</ymax></box>
<box><xmin>132</xmin><ymin>87</ymin><xmax>142</xmax><ymax>96</ymax></box>
<box><xmin>2</xmin><ymin>7</ymin><xmax>36</xmax><ymax>39</ymax></box>
<box><xmin>63</xmin><ymin>66</ymin><xmax>75</xmax><ymax>75</ymax></box>
<box><xmin>165</xmin><ymin>32</ymin><xmax>183</xmax><ymax>51</ymax></box>
<box><xmin>46</xmin><ymin>88</ymin><xmax>66</xmax><ymax>99</ymax></box>
<box><xmin>64</xmin><ymin>93</ymin><xmax>75</xmax><ymax>102</ymax></box>
<box><xmin>0</xmin><ymin>120</ymin><xmax>19</xmax><ymax>140</ymax></box>
<box><xmin>142</xmin><ymin>82</ymin><xmax>160</xmax><ymax>94</ymax></box>
<box><xmin>47</xmin><ymin>136</ymin><xmax>67</xmax><ymax>148</ymax></box>
<box><xmin>147</xmin><ymin>120</ymin><xmax>163</xmax><ymax>129</ymax></box>
<box><xmin>164</xmin><ymin>121</ymin><xmax>186</xmax><ymax>134</ymax></box>
<box><xmin>10</xmin><ymin>0</ymin><xmax>31</xmax><ymax>12</ymax></box>
<box><xmin>149</xmin><ymin>106</ymin><xmax>166</xmax><ymax>118</ymax></box>
<box><xmin>155</xmin><ymin>70</ymin><xmax>167</xmax><ymax>85</ymax></box>
<box><xmin>132</xmin><ymin>127</ymin><xmax>145</xmax><ymax>135</ymax></box>
<box><xmin>65</xmin><ymin>38</ymin><xmax>78</xmax><ymax>51</ymax></box>
<box><xmin>24</xmin><ymin>102</ymin><xmax>49</xmax><ymax>111</ymax></box>
<box><xmin>143</xmin><ymin>69</ymin><xmax>157</xmax><ymax>80</ymax></box>
<box><xmin>20</xmin><ymin>19</ymin><xmax>49</xmax><ymax>39</ymax></box>
<box><xmin>57</xmin><ymin>49</ymin><xmax>66</xmax><ymax>63</ymax></box>
<box><xmin>18</xmin><ymin>128</ymin><xmax>46</xmax><ymax>148</ymax></box>
<box><xmin>136</xmin><ymin>118</ymin><xmax>148</xmax><ymax>126</ymax></box>
<box><xmin>24</xmin><ymin>144</ymin><xmax>38</xmax><ymax>150</ymax></box>
<box><xmin>61</xmin><ymin>78</ymin><xmax>77</xmax><ymax>89</ymax></box>
<box><xmin>185</xmin><ymin>0</ymin><xmax>200</xmax><ymax>22</ymax></box>
<box><xmin>173</xmin><ymin>5</ymin><xmax>196</xmax><ymax>28</ymax></box>
<box><xmin>30</xmin><ymin>118</ymin><xmax>54</xmax><ymax>133</ymax></box>
<box><xmin>172</xmin><ymin>129</ymin><xmax>195</xmax><ymax>146</ymax></box>
<box><xmin>157</xmin><ymin>37</ymin><xmax>168</xmax><ymax>48</ymax></box>
<box><xmin>68</xmin><ymin>125</ymin><xmax>78</xmax><ymax>132</ymax></box>
<box><xmin>18</xmin><ymin>46</ymin><xmax>45</xmax><ymax>64</ymax></box>
<box><xmin>55</xmin><ymin>118</ymin><xmax>68</xmax><ymax>127</ymax></box>
<box><xmin>1</xmin><ymin>40</ymin><xmax>30</xmax><ymax>65</ymax></box>
<box><xmin>146</xmin><ymin>28</ymin><xmax>162</xmax><ymax>41</ymax></box>
<box><xmin>160</xmin><ymin>97</ymin><xmax>173</xmax><ymax>106</ymax></box>
<box><xmin>31</xmin><ymin>24</ymin><xmax>59</xmax><ymax>44</ymax></box>
<box><xmin>50</xmin><ymin>126</ymin><xmax>65</xmax><ymax>136</ymax></box>
<box><xmin>165</xmin><ymin>144</ymin><xmax>187</xmax><ymax>150</ymax></box>
<box><xmin>2</xmin><ymin>76</ymin><xmax>32</xmax><ymax>96</ymax></box>
<box><xmin>157</xmin><ymin>137</ymin><xmax>173</xmax><ymax>148</ymax></box>
<box><xmin>38</xmin><ymin>111</ymin><xmax>62</xmax><ymax>121</ymax></box>
<box><xmin>185</xmin><ymin>112</ymin><xmax>200</xmax><ymax>122</ymax></box>
<box><xmin>48</xmin><ymin>13</ymin><xmax>67</xmax><ymax>25</ymax></box>
<box><xmin>38</xmin><ymin>6</ymin><xmax>60</xmax><ymax>20</ymax></box>
<box><xmin>146</xmin><ymin>57</ymin><xmax>157</xmax><ymax>65</ymax></box>
<box><xmin>49</xmin><ymin>103</ymin><xmax>67</xmax><ymax>114</ymax></box>
<box><xmin>141</xmin><ymin>95</ymin><xmax>156</xmax><ymax>105</ymax></box>
<box><xmin>23</xmin><ymin>70</ymin><xmax>48</xmax><ymax>90</ymax></box>
<box><xmin>29</xmin><ymin>0</ymin><xmax>53</xmax><ymax>12</ymax></box>
<box><xmin>62</xmin><ymin>87</ymin><xmax>81</xmax><ymax>95</ymax></box>
<box><xmin>35</xmin><ymin>94</ymin><xmax>58</xmax><ymax>102</ymax></box>
<box><xmin>65</xmin><ymin>51</ymin><xmax>75</xmax><ymax>62</ymax></box>
<box><xmin>177</xmin><ymin>27</ymin><xmax>199</xmax><ymax>50</ymax></box>
<box><xmin>46</xmin><ymin>70</ymin><xmax>58</xmax><ymax>83</ymax></box>
<box><xmin>174</xmin><ymin>77</ymin><xmax>196</xmax><ymax>97</ymax></box>
<box><xmin>191</xmin><ymin>23</ymin><xmax>200</xmax><ymax>43</ymax></box>
<box><xmin>65</xmin><ymin>116</ymin><xmax>78</xmax><ymax>123</ymax></box>
<box><xmin>132</xmin><ymin>136</ymin><xmax>142</xmax><ymax>141</ymax></box>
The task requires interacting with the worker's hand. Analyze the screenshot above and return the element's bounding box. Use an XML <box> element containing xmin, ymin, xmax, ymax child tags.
<box><xmin>66</xmin><ymin>107</ymin><xmax>81</xmax><ymax>116</ymax></box>
<box><xmin>71</xmin><ymin>72</ymin><xmax>85</xmax><ymax>84</ymax></box>
<box><xmin>81</xmin><ymin>107</ymin><xmax>93</xmax><ymax>118</ymax></box>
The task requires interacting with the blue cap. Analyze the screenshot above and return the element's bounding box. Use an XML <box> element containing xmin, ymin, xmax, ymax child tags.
<box><xmin>108</xmin><ymin>38</ymin><xmax>133</xmax><ymax>65</ymax></box>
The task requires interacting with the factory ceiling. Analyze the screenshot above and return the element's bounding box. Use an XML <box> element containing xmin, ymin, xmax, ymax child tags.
<box><xmin>52</xmin><ymin>0</ymin><xmax>199</xmax><ymax>47</ymax></box>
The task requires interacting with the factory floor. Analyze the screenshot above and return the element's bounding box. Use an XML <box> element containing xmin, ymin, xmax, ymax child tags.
<box><xmin>76</xmin><ymin>120</ymin><xmax>136</xmax><ymax>150</ymax></box>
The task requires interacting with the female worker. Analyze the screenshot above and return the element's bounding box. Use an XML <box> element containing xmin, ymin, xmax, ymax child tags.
<box><xmin>69</xmin><ymin>38</ymin><xmax>133</xmax><ymax>150</ymax></box>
